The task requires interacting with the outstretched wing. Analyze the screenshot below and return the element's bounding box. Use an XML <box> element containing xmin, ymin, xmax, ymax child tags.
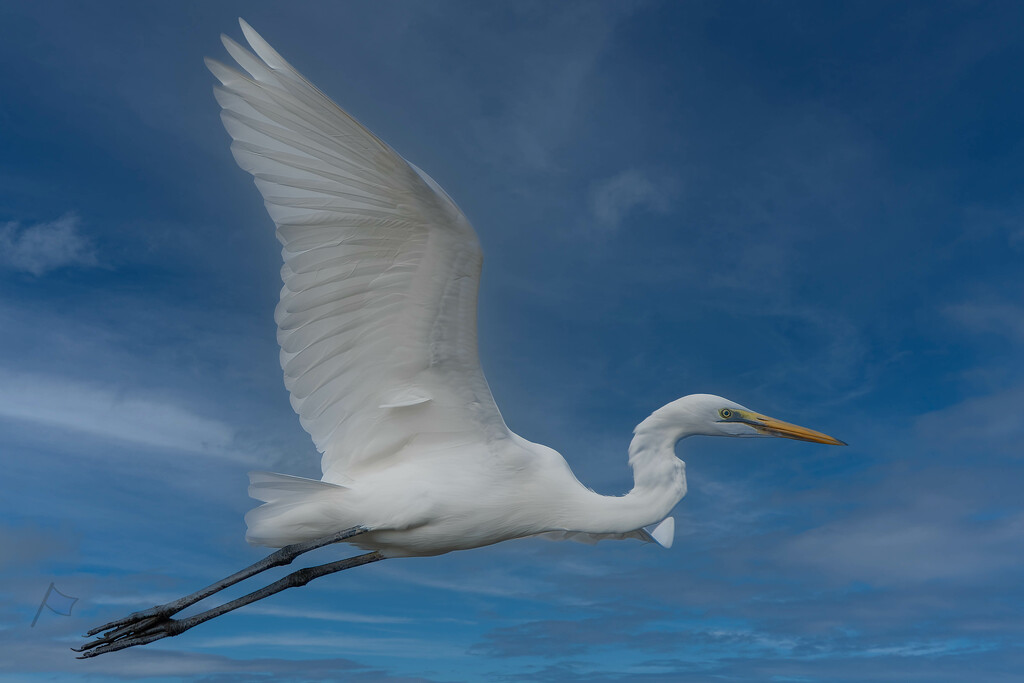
<box><xmin>208</xmin><ymin>20</ymin><xmax>510</xmax><ymax>482</ymax></box>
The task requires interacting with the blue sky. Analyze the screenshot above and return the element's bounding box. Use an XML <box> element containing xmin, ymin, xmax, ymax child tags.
<box><xmin>2</xmin><ymin>1</ymin><xmax>1023</xmax><ymax>680</ymax></box>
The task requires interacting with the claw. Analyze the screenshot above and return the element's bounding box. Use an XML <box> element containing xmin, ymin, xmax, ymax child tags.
<box><xmin>75</xmin><ymin>611</ymin><xmax>174</xmax><ymax>656</ymax></box>
<box><xmin>83</xmin><ymin>608</ymin><xmax>162</xmax><ymax>637</ymax></box>
<box><xmin>75</xmin><ymin>613</ymin><xmax>178</xmax><ymax>658</ymax></box>
<box><xmin>76</xmin><ymin>625</ymin><xmax>174</xmax><ymax>659</ymax></box>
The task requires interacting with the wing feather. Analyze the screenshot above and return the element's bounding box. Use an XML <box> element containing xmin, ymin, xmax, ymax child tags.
<box><xmin>209</xmin><ymin>19</ymin><xmax>510</xmax><ymax>482</ymax></box>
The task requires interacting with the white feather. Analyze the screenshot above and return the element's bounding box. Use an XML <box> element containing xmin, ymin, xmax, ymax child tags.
<box><xmin>207</xmin><ymin>22</ymin><xmax>510</xmax><ymax>488</ymax></box>
<box><xmin>205</xmin><ymin>21</ymin><xmax>842</xmax><ymax>559</ymax></box>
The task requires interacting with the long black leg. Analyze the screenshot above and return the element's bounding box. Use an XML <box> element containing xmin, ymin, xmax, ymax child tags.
<box><xmin>76</xmin><ymin>550</ymin><xmax>384</xmax><ymax>658</ymax></box>
<box><xmin>75</xmin><ymin>526</ymin><xmax>369</xmax><ymax>656</ymax></box>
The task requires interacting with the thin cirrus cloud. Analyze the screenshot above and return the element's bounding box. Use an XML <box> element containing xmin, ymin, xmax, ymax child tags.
<box><xmin>0</xmin><ymin>632</ymin><xmax>391</xmax><ymax>680</ymax></box>
<box><xmin>459</xmin><ymin>3</ymin><xmax>639</xmax><ymax>173</ymax></box>
<box><xmin>777</xmin><ymin>506</ymin><xmax>1024</xmax><ymax>585</ymax></box>
<box><xmin>0</xmin><ymin>213</ymin><xmax>98</xmax><ymax>276</ymax></box>
<box><xmin>193</xmin><ymin>633</ymin><xmax>470</xmax><ymax>660</ymax></box>
<box><xmin>0</xmin><ymin>370</ymin><xmax>240</xmax><ymax>460</ymax></box>
<box><xmin>944</xmin><ymin>301</ymin><xmax>1024</xmax><ymax>342</ymax></box>
<box><xmin>242</xmin><ymin>604</ymin><xmax>415</xmax><ymax>625</ymax></box>
<box><xmin>589</xmin><ymin>168</ymin><xmax>677</xmax><ymax>231</ymax></box>
<box><xmin>914</xmin><ymin>383</ymin><xmax>1024</xmax><ymax>455</ymax></box>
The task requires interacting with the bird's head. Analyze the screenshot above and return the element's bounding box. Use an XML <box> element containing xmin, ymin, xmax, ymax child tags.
<box><xmin>645</xmin><ymin>393</ymin><xmax>846</xmax><ymax>445</ymax></box>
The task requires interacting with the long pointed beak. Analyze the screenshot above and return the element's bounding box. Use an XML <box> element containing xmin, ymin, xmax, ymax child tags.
<box><xmin>741</xmin><ymin>412</ymin><xmax>847</xmax><ymax>446</ymax></box>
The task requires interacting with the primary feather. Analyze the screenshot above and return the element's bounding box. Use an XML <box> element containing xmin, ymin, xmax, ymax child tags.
<box><xmin>208</xmin><ymin>20</ymin><xmax>509</xmax><ymax>486</ymax></box>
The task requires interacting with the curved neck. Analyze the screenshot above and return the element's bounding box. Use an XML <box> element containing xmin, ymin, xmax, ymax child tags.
<box><xmin>560</xmin><ymin>408</ymin><xmax>689</xmax><ymax>534</ymax></box>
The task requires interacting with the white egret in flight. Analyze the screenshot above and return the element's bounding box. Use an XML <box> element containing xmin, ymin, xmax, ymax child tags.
<box><xmin>78</xmin><ymin>19</ymin><xmax>844</xmax><ymax>657</ymax></box>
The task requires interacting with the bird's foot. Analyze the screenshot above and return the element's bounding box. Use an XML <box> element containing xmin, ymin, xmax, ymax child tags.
<box><xmin>75</xmin><ymin>608</ymin><xmax>184</xmax><ymax>658</ymax></box>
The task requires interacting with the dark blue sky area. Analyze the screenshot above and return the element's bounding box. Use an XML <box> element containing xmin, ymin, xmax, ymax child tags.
<box><xmin>1</xmin><ymin>2</ymin><xmax>1023</xmax><ymax>681</ymax></box>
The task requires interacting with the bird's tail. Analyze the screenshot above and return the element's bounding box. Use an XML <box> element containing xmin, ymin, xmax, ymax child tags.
<box><xmin>244</xmin><ymin>471</ymin><xmax>351</xmax><ymax>547</ymax></box>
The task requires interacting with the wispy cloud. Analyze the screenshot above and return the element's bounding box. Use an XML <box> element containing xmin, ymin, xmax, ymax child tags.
<box><xmin>944</xmin><ymin>301</ymin><xmax>1024</xmax><ymax>342</ymax></box>
<box><xmin>90</xmin><ymin>593</ymin><xmax>182</xmax><ymax>607</ymax></box>
<box><xmin>0</xmin><ymin>632</ymin><xmax>409</xmax><ymax>681</ymax></box>
<box><xmin>914</xmin><ymin>383</ymin><xmax>1024</xmax><ymax>456</ymax></box>
<box><xmin>244</xmin><ymin>603</ymin><xmax>414</xmax><ymax>625</ymax></box>
<box><xmin>0</xmin><ymin>213</ymin><xmax>98</xmax><ymax>276</ymax></box>
<box><xmin>589</xmin><ymin>168</ymin><xmax>677</xmax><ymax>232</ymax></box>
<box><xmin>458</xmin><ymin>3</ymin><xmax>642</xmax><ymax>172</ymax></box>
<box><xmin>0</xmin><ymin>522</ymin><xmax>74</xmax><ymax>570</ymax></box>
<box><xmin>0</xmin><ymin>370</ymin><xmax>242</xmax><ymax>461</ymax></box>
<box><xmin>195</xmin><ymin>632</ymin><xmax>468</xmax><ymax>659</ymax></box>
<box><xmin>374</xmin><ymin>559</ymin><xmax>548</xmax><ymax>599</ymax></box>
<box><xmin>777</xmin><ymin>509</ymin><xmax>1024</xmax><ymax>584</ymax></box>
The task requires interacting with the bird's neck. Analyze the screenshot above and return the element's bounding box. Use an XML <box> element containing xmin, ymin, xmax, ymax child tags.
<box><xmin>562</xmin><ymin>411</ymin><xmax>688</xmax><ymax>534</ymax></box>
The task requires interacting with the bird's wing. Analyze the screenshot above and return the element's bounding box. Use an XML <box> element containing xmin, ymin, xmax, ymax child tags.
<box><xmin>208</xmin><ymin>20</ymin><xmax>511</xmax><ymax>481</ymax></box>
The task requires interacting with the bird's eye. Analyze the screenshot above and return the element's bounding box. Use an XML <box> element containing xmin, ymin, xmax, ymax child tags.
<box><xmin>719</xmin><ymin>409</ymin><xmax>733</xmax><ymax>419</ymax></box>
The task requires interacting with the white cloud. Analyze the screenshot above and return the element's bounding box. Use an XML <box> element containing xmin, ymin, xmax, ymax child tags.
<box><xmin>0</xmin><ymin>633</ymin><xmax>373</xmax><ymax>679</ymax></box>
<box><xmin>944</xmin><ymin>301</ymin><xmax>1024</xmax><ymax>342</ymax></box>
<box><xmin>914</xmin><ymin>383</ymin><xmax>1024</xmax><ymax>455</ymax></box>
<box><xmin>461</xmin><ymin>3</ymin><xmax>642</xmax><ymax>172</ymax></box>
<box><xmin>195</xmin><ymin>632</ymin><xmax>467</xmax><ymax>659</ymax></box>
<box><xmin>0</xmin><ymin>213</ymin><xmax>98</xmax><ymax>275</ymax></box>
<box><xmin>0</xmin><ymin>522</ymin><xmax>73</xmax><ymax>569</ymax></box>
<box><xmin>91</xmin><ymin>592</ymin><xmax>182</xmax><ymax>607</ymax></box>
<box><xmin>589</xmin><ymin>168</ymin><xmax>677</xmax><ymax>231</ymax></box>
<box><xmin>243</xmin><ymin>604</ymin><xmax>413</xmax><ymax>625</ymax></box>
<box><xmin>0</xmin><ymin>370</ymin><xmax>243</xmax><ymax>461</ymax></box>
<box><xmin>776</xmin><ymin>502</ymin><xmax>1024</xmax><ymax>585</ymax></box>
<box><xmin>374</xmin><ymin>561</ymin><xmax>545</xmax><ymax>598</ymax></box>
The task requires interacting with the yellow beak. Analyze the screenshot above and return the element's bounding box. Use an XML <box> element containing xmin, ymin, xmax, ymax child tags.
<box><xmin>735</xmin><ymin>410</ymin><xmax>847</xmax><ymax>446</ymax></box>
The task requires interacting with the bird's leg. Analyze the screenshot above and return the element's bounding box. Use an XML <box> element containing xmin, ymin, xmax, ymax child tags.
<box><xmin>76</xmin><ymin>550</ymin><xmax>384</xmax><ymax>658</ymax></box>
<box><xmin>76</xmin><ymin>526</ymin><xmax>368</xmax><ymax>655</ymax></box>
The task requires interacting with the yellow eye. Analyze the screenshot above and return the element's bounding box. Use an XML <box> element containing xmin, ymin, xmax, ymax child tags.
<box><xmin>719</xmin><ymin>409</ymin><xmax>733</xmax><ymax>419</ymax></box>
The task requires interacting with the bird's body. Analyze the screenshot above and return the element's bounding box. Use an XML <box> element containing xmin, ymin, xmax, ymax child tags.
<box><xmin>247</xmin><ymin>437</ymin><xmax>579</xmax><ymax>556</ymax></box>
<box><xmin>246</xmin><ymin>421</ymin><xmax>686</xmax><ymax>558</ymax></box>
<box><xmin>78</xmin><ymin>19</ymin><xmax>845</xmax><ymax>657</ymax></box>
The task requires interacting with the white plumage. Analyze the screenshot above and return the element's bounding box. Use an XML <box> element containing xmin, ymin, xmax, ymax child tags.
<box><xmin>78</xmin><ymin>20</ymin><xmax>845</xmax><ymax>656</ymax></box>
<box><xmin>209</xmin><ymin>21</ymin><xmax>634</xmax><ymax>555</ymax></box>
<box><xmin>204</xmin><ymin>19</ymin><xmax>845</xmax><ymax>559</ymax></box>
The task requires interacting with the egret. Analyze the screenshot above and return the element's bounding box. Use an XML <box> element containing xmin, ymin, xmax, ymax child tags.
<box><xmin>77</xmin><ymin>19</ymin><xmax>845</xmax><ymax>658</ymax></box>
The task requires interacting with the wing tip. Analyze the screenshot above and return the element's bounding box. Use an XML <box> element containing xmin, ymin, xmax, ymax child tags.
<box><xmin>205</xmin><ymin>56</ymin><xmax>247</xmax><ymax>87</ymax></box>
<box><xmin>204</xmin><ymin>56</ymin><xmax>225</xmax><ymax>77</ymax></box>
<box><xmin>221</xmin><ymin>32</ymin><xmax>243</xmax><ymax>53</ymax></box>
<box><xmin>238</xmin><ymin>17</ymin><xmax>286</xmax><ymax>70</ymax></box>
